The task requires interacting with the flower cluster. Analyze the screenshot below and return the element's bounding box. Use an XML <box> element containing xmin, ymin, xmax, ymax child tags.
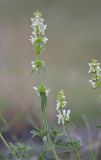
<box><xmin>31</xmin><ymin>59</ymin><xmax>46</xmax><ymax>73</ymax></box>
<box><xmin>57</xmin><ymin>109</ymin><xmax>70</xmax><ymax>125</ymax></box>
<box><xmin>56</xmin><ymin>90</ymin><xmax>70</xmax><ymax>125</ymax></box>
<box><xmin>56</xmin><ymin>90</ymin><xmax>67</xmax><ymax>110</ymax></box>
<box><xmin>33</xmin><ymin>84</ymin><xmax>50</xmax><ymax>97</ymax></box>
<box><xmin>30</xmin><ymin>11</ymin><xmax>49</xmax><ymax>112</ymax></box>
<box><xmin>30</xmin><ymin>11</ymin><xmax>48</xmax><ymax>55</ymax></box>
<box><xmin>33</xmin><ymin>84</ymin><xmax>50</xmax><ymax>112</ymax></box>
<box><xmin>88</xmin><ymin>59</ymin><xmax>101</xmax><ymax>88</ymax></box>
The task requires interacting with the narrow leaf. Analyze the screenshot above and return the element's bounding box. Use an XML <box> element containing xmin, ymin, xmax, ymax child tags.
<box><xmin>96</xmin><ymin>125</ymin><xmax>101</xmax><ymax>128</ymax></box>
<box><xmin>56</xmin><ymin>141</ymin><xmax>80</xmax><ymax>152</ymax></box>
<box><xmin>40</xmin><ymin>93</ymin><xmax>47</xmax><ymax>112</ymax></box>
<box><xmin>38</xmin><ymin>150</ymin><xmax>49</xmax><ymax>160</ymax></box>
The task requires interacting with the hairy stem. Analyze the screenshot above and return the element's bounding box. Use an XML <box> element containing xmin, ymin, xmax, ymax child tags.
<box><xmin>43</xmin><ymin>108</ymin><xmax>59</xmax><ymax>160</ymax></box>
<box><xmin>65</xmin><ymin>125</ymin><xmax>81</xmax><ymax>160</ymax></box>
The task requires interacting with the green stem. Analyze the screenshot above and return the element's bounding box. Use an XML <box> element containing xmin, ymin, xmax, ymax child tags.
<box><xmin>43</xmin><ymin>108</ymin><xmax>59</xmax><ymax>160</ymax></box>
<box><xmin>65</xmin><ymin>125</ymin><xmax>81</xmax><ymax>160</ymax></box>
<box><xmin>35</xmin><ymin>37</ymin><xmax>59</xmax><ymax>159</ymax></box>
<box><xmin>0</xmin><ymin>132</ymin><xmax>11</xmax><ymax>152</ymax></box>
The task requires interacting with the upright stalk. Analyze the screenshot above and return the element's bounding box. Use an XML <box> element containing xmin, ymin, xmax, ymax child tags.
<box><xmin>65</xmin><ymin>125</ymin><xmax>81</xmax><ymax>160</ymax></box>
<box><xmin>43</xmin><ymin>108</ymin><xmax>59</xmax><ymax>160</ymax></box>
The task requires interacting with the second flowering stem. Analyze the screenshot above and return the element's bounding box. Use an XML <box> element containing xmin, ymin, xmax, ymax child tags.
<box><xmin>64</xmin><ymin>125</ymin><xmax>81</xmax><ymax>160</ymax></box>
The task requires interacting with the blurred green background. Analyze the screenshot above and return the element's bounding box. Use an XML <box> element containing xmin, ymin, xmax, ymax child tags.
<box><xmin>0</xmin><ymin>0</ymin><xmax>101</xmax><ymax>131</ymax></box>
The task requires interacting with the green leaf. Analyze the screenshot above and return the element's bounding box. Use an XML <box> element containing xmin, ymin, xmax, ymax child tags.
<box><xmin>38</xmin><ymin>150</ymin><xmax>49</xmax><ymax>160</ymax></box>
<box><xmin>56</xmin><ymin>141</ymin><xmax>80</xmax><ymax>152</ymax></box>
<box><xmin>40</xmin><ymin>93</ymin><xmax>47</xmax><ymax>112</ymax></box>
<box><xmin>96</xmin><ymin>125</ymin><xmax>101</xmax><ymax>128</ymax></box>
<box><xmin>31</xmin><ymin>127</ymin><xmax>48</xmax><ymax>140</ymax></box>
<box><xmin>9</xmin><ymin>143</ymin><xmax>31</xmax><ymax>159</ymax></box>
<box><xmin>30</xmin><ymin>129</ymin><xmax>41</xmax><ymax>138</ymax></box>
<box><xmin>54</xmin><ymin>135</ymin><xmax>63</xmax><ymax>144</ymax></box>
<box><xmin>39</xmin><ymin>153</ymin><xmax>45</xmax><ymax>160</ymax></box>
<box><xmin>49</xmin><ymin>124</ymin><xmax>63</xmax><ymax>144</ymax></box>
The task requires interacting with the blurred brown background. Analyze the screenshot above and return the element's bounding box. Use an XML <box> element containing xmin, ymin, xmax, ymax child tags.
<box><xmin>0</xmin><ymin>0</ymin><xmax>101</xmax><ymax>132</ymax></box>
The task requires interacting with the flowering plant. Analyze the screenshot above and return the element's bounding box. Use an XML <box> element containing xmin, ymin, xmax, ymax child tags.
<box><xmin>29</xmin><ymin>11</ymin><xmax>48</xmax><ymax>55</ymax></box>
<box><xmin>1</xmin><ymin>10</ymin><xmax>99</xmax><ymax>160</ymax></box>
<box><xmin>88</xmin><ymin>59</ymin><xmax>101</xmax><ymax>130</ymax></box>
<box><xmin>29</xmin><ymin>11</ymin><xmax>81</xmax><ymax>160</ymax></box>
<box><xmin>88</xmin><ymin>59</ymin><xmax>101</xmax><ymax>88</ymax></box>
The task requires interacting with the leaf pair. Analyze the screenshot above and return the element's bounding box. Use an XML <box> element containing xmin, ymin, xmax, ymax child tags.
<box><xmin>31</xmin><ymin>127</ymin><xmax>47</xmax><ymax>139</ymax></box>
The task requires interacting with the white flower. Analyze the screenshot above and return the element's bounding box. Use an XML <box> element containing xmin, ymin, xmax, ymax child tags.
<box><xmin>43</xmin><ymin>136</ymin><xmax>47</xmax><ymax>144</ymax></box>
<box><xmin>88</xmin><ymin>63</ymin><xmax>94</xmax><ymax>74</ymax></box>
<box><xmin>88</xmin><ymin>61</ymin><xmax>101</xmax><ymax>76</ymax></box>
<box><xmin>96</xmin><ymin>66</ymin><xmax>101</xmax><ymax>76</ymax></box>
<box><xmin>29</xmin><ymin>35</ymin><xmax>36</xmax><ymax>45</ymax></box>
<box><xmin>31</xmin><ymin>59</ymin><xmax>45</xmax><ymax>72</ymax></box>
<box><xmin>45</xmin><ymin>89</ymin><xmax>50</xmax><ymax>96</ymax></box>
<box><xmin>56</xmin><ymin>90</ymin><xmax>67</xmax><ymax>111</ymax></box>
<box><xmin>31</xmin><ymin>16</ymin><xmax>47</xmax><ymax>36</ymax></box>
<box><xmin>56</xmin><ymin>100</ymin><xmax>60</xmax><ymax>110</ymax></box>
<box><xmin>31</xmin><ymin>16</ymin><xmax>44</xmax><ymax>27</ymax></box>
<box><xmin>57</xmin><ymin>110</ymin><xmax>63</xmax><ymax>124</ymax></box>
<box><xmin>33</xmin><ymin>87</ymin><xmax>40</xmax><ymax>96</ymax></box>
<box><xmin>30</xmin><ymin>12</ymin><xmax>48</xmax><ymax>55</ymax></box>
<box><xmin>57</xmin><ymin>109</ymin><xmax>70</xmax><ymax>125</ymax></box>
<box><xmin>33</xmin><ymin>85</ymin><xmax>50</xmax><ymax>97</ymax></box>
<box><xmin>63</xmin><ymin>109</ymin><xmax>70</xmax><ymax>123</ymax></box>
<box><xmin>31</xmin><ymin>61</ymin><xmax>37</xmax><ymax>71</ymax></box>
<box><xmin>43</xmin><ymin>37</ymin><xmax>48</xmax><ymax>44</ymax></box>
<box><xmin>56</xmin><ymin>100</ymin><xmax>67</xmax><ymax>110</ymax></box>
<box><xmin>38</xmin><ymin>24</ymin><xmax>47</xmax><ymax>35</ymax></box>
<box><xmin>89</xmin><ymin>80</ymin><xmax>96</xmax><ymax>88</ymax></box>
